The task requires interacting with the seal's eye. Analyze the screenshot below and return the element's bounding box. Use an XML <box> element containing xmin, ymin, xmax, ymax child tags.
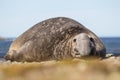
<box><xmin>73</xmin><ymin>39</ymin><xmax>76</xmax><ymax>42</ymax></box>
<box><xmin>90</xmin><ymin>38</ymin><xmax>94</xmax><ymax>42</ymax></box>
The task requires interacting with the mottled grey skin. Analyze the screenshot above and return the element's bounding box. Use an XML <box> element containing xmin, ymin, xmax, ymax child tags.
<box><xmin>71</xmin><ymin>33</ymin><xmax>92</xmax><ymax>57</ymax></box>
<box><xmin>5</xmin><ymin>17</ymin><xmax>106</xmax><ymax>62</ymax></box>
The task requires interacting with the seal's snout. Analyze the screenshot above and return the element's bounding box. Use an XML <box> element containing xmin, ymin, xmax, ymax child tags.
<box><xmin>72</xmin><ymin>33</ymin><xmax>92</xmax><ymax>57</ymax></box>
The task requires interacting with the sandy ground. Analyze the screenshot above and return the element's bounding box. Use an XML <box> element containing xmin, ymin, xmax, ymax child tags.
<box><xmin>0</xmin><ymin>55</ymin><xmax>120</xmax><ymax>80</ymax></box>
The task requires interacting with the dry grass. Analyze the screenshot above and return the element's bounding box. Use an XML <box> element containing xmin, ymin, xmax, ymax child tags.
<box><xmin>0</xmin><ymin>56</ymin><xmax>120</xmax><ymax>80</ymax></box>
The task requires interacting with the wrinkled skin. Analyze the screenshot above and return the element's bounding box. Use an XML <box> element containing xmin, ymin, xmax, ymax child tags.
<box><xmin>5</xmin><ymin>17</ymin><xmax>106</xmax><ymax>62</ymax></box>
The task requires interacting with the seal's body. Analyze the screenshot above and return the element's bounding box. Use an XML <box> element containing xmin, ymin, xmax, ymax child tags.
<box><xmin>5</xmin><ymin>17</ymin><xmax>106</xmax><ymax>62</ymax></box>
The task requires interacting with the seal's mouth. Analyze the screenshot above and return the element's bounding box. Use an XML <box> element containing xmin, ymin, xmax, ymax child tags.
<box><xmin>75</xmin><ymin>53</ymin><xmax>81</xmax><ymax>57</ymax></box>
<box><xmin>73</xmin><ymin>48</ymin><xmax>81</xmax><ymax>57</ymax></box>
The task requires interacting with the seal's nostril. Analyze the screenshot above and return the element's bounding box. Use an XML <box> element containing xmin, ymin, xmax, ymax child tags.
<box><xmin>74</xmin><ymin>48</ymin><xmax>79</xmax><ymax>52</ymax></box>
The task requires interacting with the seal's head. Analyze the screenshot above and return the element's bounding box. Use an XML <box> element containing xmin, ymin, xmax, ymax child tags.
<box><xmin>71</xmin><ymin>33</ymin><xmax>94</xmax><ymax>57</ymax></box>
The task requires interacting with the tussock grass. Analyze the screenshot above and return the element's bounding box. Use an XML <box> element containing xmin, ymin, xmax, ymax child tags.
<box><xmin>0</xmin><ymin>57</ymin><xmax>120</xmax><ymax>80</ymax></box>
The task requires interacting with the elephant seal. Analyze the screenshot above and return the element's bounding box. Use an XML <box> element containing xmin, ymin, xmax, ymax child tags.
<box><xmin>5</xmin><ymin>17</ymin><xmax>106</xmax><ymax>62</ymax></box>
